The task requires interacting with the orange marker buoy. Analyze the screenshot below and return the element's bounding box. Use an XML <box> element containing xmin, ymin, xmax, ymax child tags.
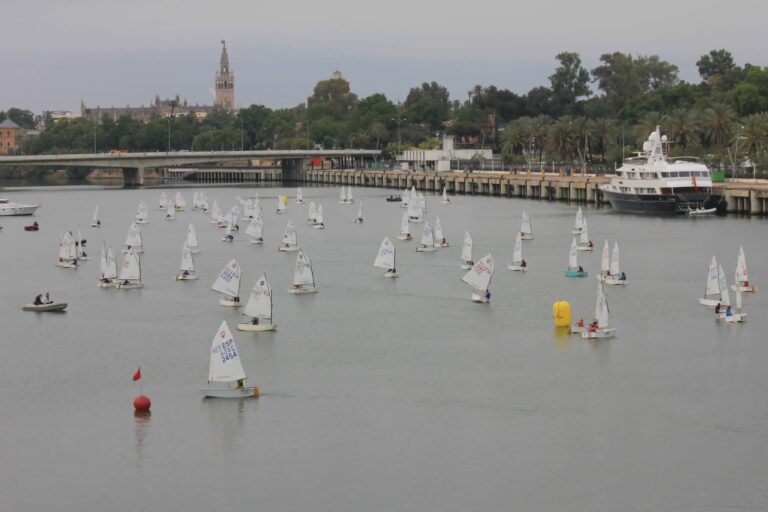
<box><xmin>133</xmin><ymin>395</ymin><xmax>151</xmax><ymax>411</ymax></box>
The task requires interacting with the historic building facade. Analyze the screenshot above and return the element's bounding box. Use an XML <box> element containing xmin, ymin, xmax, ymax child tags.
<box><xmin>81</xmin><ymin>42</ymin><xmax>236</xmax><ymax>123</ymax></box>
<box><xmin>0</xmin><ymin>119</ymin><xmax>22</xmax><ymax>155</ymax></box>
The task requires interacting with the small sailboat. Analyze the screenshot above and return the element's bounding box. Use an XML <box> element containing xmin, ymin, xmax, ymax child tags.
<box><xmin>598</xmin><ymin>240</ymin><xmax>610</xmax><ymax>281</ymax></box>
<box><xmin>76</xmin><ymin>229</ymin><xmax>89</xmax><ymax>260</ymax></box>
<box><xmin>718</xmin><ymin>274</ymin><xmax>747</xmax><ymax>323</ymax></box>
<box><xmin>433</xmin><ymin>216</ymin><xmax>449</xmax><ymax>247</ymax></box>
<box><xmin>123</xmin><ymin>222</ymin><xmax>143</xmax><ymax>254</ymax></box>
<box><xmin>440</xmin><ymin>186</ymin><xmax>450</xmax><ymax>204</ymax></box>
<box><xmin>176</xmin><ymin>244</ymin><xmax>198</xmax><ymax>281</ymax></box>
<box><xmin>243</xmin><ymin>198</ymin><xmax>255</xmax><ymax>219</ymax></box>
<box><xmin>460</xmin><ymin>231</ymin><xmax>473</xmax><ymax>269</ymax></box>
<box><xmin>219</xmin><ymin>205</ymin><xmax>239</xmax><ymax>229</ymax></box>
<box><xmin>462</xmin><ymin>253</ymin><xmax>494</xmax><ymax>303</ymax></box>
<box><xmin>199</xmin><ymin>193</ymin><xmax>210</xmax><ymax>213</ymax></box>
<box><xmin>202</xmin><ymin>321</ymin><xmax>260</xmax><ymax>398</ymax></box>
<box><xmin>211</xmin><ymin>258</ymin><xmax>242</xmax><ymax>306</ymax></box>
<box><xmin>565</xmin><ymin>237</ymin><xmax>587</xmax><ymax>277</ymax></box>
<box><xmin>276</xmin><ymin>195</ymin><xmax>287</xmax><ymax>214</ymax></box>
<box><xmin>407</xmin><ymin>195</ymin><xmax>423</xmax><ymax>223</ymax></box>
<box><xmin>507</xmin><ymin>233</ymin><xmax>527</xmax><ymax>271</ymax></box>
<box><xmin>698</xmin><ymin>256</ymin><xmax>721</xmax><ymax>307</ymax></box>
<box><xmin>222</xmin><ymin>222</ymin><xmax>235</xmax><ymax>243</ymax></box>
<box><xmin>237</xmin><ymin>274</ymin><xmax>277</xmax><ymax>332</ymax></box>
<box><xmin>209</xmin><ymin>201</ymin><xmax>223</xmax><ymax>224</ymax></box>
<box><xmin>192</xmin><ymin>191</ymin><xmax>201</xmax><ymax>211</ymax></box>
<box><xmin>306</xmin><ymin>201</ymin><xmax>318</xmax><ymax>225</ymax></box>
<box><xmin>56</xmin><ymin>231</ymin><xmax>78</xmax><ymax>268</ymax></box>
<box><xmin>581</xmin><ymin>281</ymin><xmax>617</xmax><ymax>339</ymax></box>
<box><xmin>732</xmin><ymin>246</ymin><xmax>757</xmax><ymax>292</ymax></box>
<box><xmin>175</xmin><ymin>192</ymin><xmax>186</xmax><ymax>211</ymax></box>
<box><xmin>519</xmin><ymin>211</ymin><xmax>533</xmax><ymax>240</ymax></box>
<box><xmin>353</xmin><ymin>201</ymin><xmax>363</xmax><ymax>223</ymax></box>
<box><xmin>135</xmin><ymin>201</ymin><xmax>149</xmax><ymax>224</ymax></box>
<box><xmin>416</xmin><ymin>220</ymin><xmax>435</xmax><ymax>252</ymax></box>
<box><xmin>313</xmin><ymin>204</ymin><xmax>326</xmax><ymax>229</ymax></box>
<box><xmin>576</xmin><ymin>218</ymin><xmax>593</xmax><ymax>251</ymax></box>
<box><xmin>572</xmin><ymin>206</ymin><xmax>584</xmax><ymax>235</ymax></box>
<box><xmin>278</xmin><ymin>220</ymin><xmax>299</xmax><ymax>251</ymax></box>
<box><xmin>245</xmin><ymin>215</ymin><xmax>264</xmax><ymax>244</ymax></box>
<box><xmin>90</xmin><ymin>206</ymin><xmax>101</xmax><ymax>228</ymax></box>
<box><xmin>187</xmin><ymin>223</ymin><xmax>200</xmax><ymax>253</ymax></box>
<box><xmin>397</xmin><ymin>212</ymin><xmax>412</xmax><ymax>240</ymax></box>
<box><xmin>157</xmin><ymin>192</ymin><xmax>168</xmax><ymax>210</ymax></box>
<box><xmin>97</xmin><ymin>243</ymin><xmax>117</xmax><ymax>287</ymax></box>
<box><xmin>400</xmin><ymin>188</ymin><xmax>410</xmax><ymax>208</ymax></box>
<box><xmin>374</xmin><ymin>236</ymin><xmax>398</xmax><ymax>277</ymax></box>
<box><xmin>345</xmin><ymin>186</ymin><xmax>355</xmax><ymax>204</ymax></box>
<box><xmin>604</xmin><ymin>242</ymin><xmax>626</xmax><ymax>285</ymax></box>
<box><xmin>165</xmin><ymin>200</ymin><xmax>177</xmax><ymax>221</ymax></box>
<box><xmin>338</xmin><ymin>185</ymin><xmax>347</xmax><ymax>204</ymax></box>
<box><xmin>115</xmin><ymin>247</ymin><xmax>144</xmax><ymax>289</ymax></box>
<box><xmin>288</xmin><ymin>250</ymin><xmax>319</xmax><ymax>294</ymax></box>
<box><xmin>296</xmin><ymin>187</ymin><xmax>305</xmax><ymax>205</ymax></box>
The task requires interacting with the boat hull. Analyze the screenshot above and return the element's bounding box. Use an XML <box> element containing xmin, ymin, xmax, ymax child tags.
<box><xmin>236</xmin><ymin>323</ymin><xmax>277</xmax><ymax>332</ymax></box>
<box><xmin>698</xmin><ymin>298</ymin><xmax>720</xmax><ymax>307</ymax></box>
<box><xmin>201</xmin><ymin>386</ymin><xmax>260</xmax><ymax>398</ymax></box>
<box><xmin>731</xmin><ymin>285</ymin><xmax>757</xmax><ymax>293</ymax></box>
<box><xmin>219</xmin><ymin>298</ymin><xmax>241</xmax><ymax>307</ymax></box>
<box><xmin>278</xmin><ymin>246</ymin><xmax>299</xmax><ymax>252</ymax></box>
<box><xmin>313</xmin><ymin>225</ymin><xmax>326</xmax><ymax>229</ymax></box>
<box><xmin>565</xmin><ymin>270</ymin><xmax>588</xmax><ymax>278</ymax></box>
<box><xmin>581</xmin><ymin>328</ymin><xmax>616</xmax><ymax>339</ymax></box>
<box><xmin>56</xmin><ymin>262</ymin><xmax>78</xmax><ymax>269</ymax></box>
<box><xmin>602</xmin><ymin>189</ymin><xmax>718</xmax><ymax>214</ymax></box>
<box><xmin>0</xmin><ymin>204</ymin><xmax>39</xmax><ymax>216</ymax></box>
<box><xmin>22</xmin><ymin>302</ymin><xmax>67</xmax><ymax>312</ymax></box>
<box><xmin>507</xmin><ymin>265</ymin><xmax>527</xmax><ymax>272</ymax></box>
<box><xmin>519</xmin><ymin>233</ymin><xmax>534</xmax><ymax>240</ymax></box>
<box><xmin>249</xmin><ymin>238</ymin><xmax>264</xmax><ymax>244</ymax></box>
<box><xmin>460</xmin><ymin>263</ymin><xmax>472</xmax><ymax>270</ymax></box>
<box><xmin>115</xmin><ymin>281</ymin><xmax>144</xmax><ymax>289</ymax></box>
<box><xmin>97</xmin><ymin>280</ymin><xmax>116</xmax><ymax>288</ymax></box>
<box><xmin>288</xmin><ymin>286</ymin><xmax>319</xmax><ymax>294</ymax></box>
<box><xmin>353</xmin><ymin>219</ymin><xmax>363</xmax><ymax>223</ymax></box>
<box><xmin>176</xmin><ymin>274</ymin><xmax>199</xmax><ymax>281</ymax></box>
<box><xmin>716</xmin><ymin>312</ymin><xmax>747</xmax><ymax>323</ymax></box>
<box><xmin>416</xmin><ymin>246</ymin><xmax>435</xmax><ymax>252</ymax></box>
<box><xmin>576</xmin><ymin>245</ymin><xmax>593</xmax><ymax>252</ymax></box>
<box><xmin>471</xmin><ymin>293</ymin><xmax>490</xmax><ymax>303</ymax></box>
<box><xmin>382</xmin><ymin>271</ymin><xmax>399</xmax><ymax>278</ymax></box>
<box><xmin>434</xmin><ymin>243</ymin><xmax>450</xmax><ymax>248</ymax></box>
<box><xmin>397</xmin><ymin>235</ymin><xmax>413</xmax><ymax>241</ymax></box>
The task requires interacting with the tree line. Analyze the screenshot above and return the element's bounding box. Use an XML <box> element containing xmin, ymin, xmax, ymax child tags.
<box><xmin>6</xmin><ymin>48</ymin><xmax>768</xmax><ymax>170</ymax></box>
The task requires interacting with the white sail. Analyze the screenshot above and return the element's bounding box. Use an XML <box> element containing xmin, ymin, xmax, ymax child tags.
<box><xmin>105</xmin><ymin>246</ymin><xmax>117</xmax><ymax>279</ymax></box>
<box><xmin>136</xmin><ymin>201</ymin><xmax>148</xmax><ymax>222</ymax></box>
<box><xmin>166</xmin><ymin>201</ymin><xmax>176</xmax><ymax>219</ymax></box>
<box><xmin>158</xmin><ymin>192</ymin><xmax>168</xmax><ymax>209</ymax></box>
<box><xmin>400</xmin><ymin>212</ymin><xmax>410</xmax><ymax>235</ymax></box>
<box><xmin>610</xmin><ymin>242</ymin><xmax>620</xmax><ymax>276</ymax></box>
<box><xmin>461</xmin><ymin>231</ymin><xmax>473</xmax><ymax>262</ymax></box>
<box><xmin>442</xmin><ymin>187</ymin><xmax>448</xmax><ymax>201</ymax></box>
<box><xmin>315</xmin><ymin>205</ymin><xmax>324</xmax><ymax>225</ymax></box>
<box><xmin>245</xmin><ymin>215</ymin><xmax>263</xmax><ymax>238</ymax></box>
<box><xmin>208</xmin><ymin>321</ymin><xmax>247</xmax><ymax>383</ymax></box>
<box><xmin>420</xmin><ymin>221</ymin><xmax>434</xmax><ymax>248</ymax></box>
<box><xmin>296</xmin><ymin>187</ymin><xmax>303</xmax><ymax>202</ymax></box>
<box><xmin>512</xmin><ymin>233</ymin><xmax>523</xmax><ymax>265</ymax></box>
<box><xmin>705</xmin><ymin>256</ymin><xmax>719</xmax><ymax>296</ymax></box>
<box><xmin>282</xmin><ymin>220</ymin><xmax>297</xmax><ymax>246</ymax></box>
<box><xmin>462</xmin><ymin>253</ymin><xmax>494</xmax><ymax>292</ymax></box>
<box><xmin>119</xmin><ymin>247</ymin><xmax>141</xmax><ymax>281</ymax></box>
<box><xmin>601</xmin><ymin>240</ymin><xmax>610</xmax><ymax>274</ymax></box>
<box><xmin>374</xmin><ymin>236</ymin><xmax>396</xmax><ymax>270</ymax></box>
<box><xmin>92</xmin><ymin>206</ymin><xmax>99</xmax><ymax>225</ymax></box>
<box><xmin>569</xmin><ymin>237</ymin><xmax>578</xmax><ymax>269</ymax></box>
<box><xmin>307</xmin><ymin>201</ymin><xmax>317</xmax><ymax>222</ymax></box>
<box><xmin>718</xmin><ymin>264</ymin><xmax>731</xmax><ymax>306</ymax></box>
<box><xmin>735</xmin><ymin>284</ymin><xmax>743</xmax><ymax>311</ymax></box>
<box><xmin>180</xmin><ymin>244</ymin><xmax>195</xmax><ymax>272</ymax></box>
<box><xmin>211</xmin><ymin>258</ymin><xmax>242</xmax><ymax>297</ymax></box>
<box><xmin>124</xmin><ymin>222</ymin><xmax>142</xmax><ymax>248</ymax></box>
<box><xmin>578</xmin><ymin>218</ymin><xmax>589</xmax><ymax>245</ymax></box>
<box><xmin>736</xmin><ymin>246</ymin><xmax>749</xmax><ymax>285</ymax></box>
<box><xmin>346</xmin><ymin>186</ymin><xmax>354</xmax><ymax>203</ymax></box>
<box><xmin>175</xmin><ymin>192</ymin><xmax>186</xmax><ymax>209</ymax></box>
<box><xmin>356</xmin><ymin>202</ymin><xmax>363</xmax><ymax>220</ymax></box>
<box><xmin>339</xmin><ymin>186</ymin><xmax>346</xmax><ymax>201</ymax></box>
<box><xmin>211</xmin><ymin>201</ymin><xmax>222</xmax><ymax>222</ymax></box>
<box><xmin>407</xmin><ymin>198</ymin><xmax>422</xmax><ymax>219</ymax></box>
<box><xmin>276</xmin><ymin>196</ymin><xmax>286</xmax><ymax>213</ymax></box>
<box><xmin>402</xmin><ymin>188</ymin><xmax>410</xmax><ymax>204</ymax></box>
<box><xmin>595</xmin><ymin>281</ymin><xmax>610</xmax><ymax>328</ymax></box>
<box><xmin>574</xmin><ymin>207</ymin><xmax>583</xmax><ymax>231</ymax></box>
<box><xmin>99</xmin><ymin>243</ymin><xmax>108</xmax><ymax>277</ymax></box>
<box><xmin>243</xmin><ymin>199</ymin><xmax>255</xmax><ymax>219</ymax></box>
<box><xmin>187</xmin><ymin>224</ymin><xmax>199</xmax><ymax>249</ymax></box>
<box><xmin>223</xmin><ymin>206</ymin><xmax>238</xmax><ymax>226</ymax></box>
<box><xmin>520</xmin><ymin>211</ymin><xmax>532</xmax><ymax>236</ymax></box>
<box><xmin>434</xmin><ymin>216</ymin><xmax>445</xmax><ymax>242</ymax></box>
<box><xmin>200</xmin><ymin>194</ymin><xmax>210</xmax><ymax>212</ymax></box>
<box><xmin>293</xmin><ymin>250</ymin><xmax>315</xmax><ymax>286</ymax></box>
<box><xmin>244</xmin><ymin>274</ymin><xmax>272</xmax><ymax>320</ymax></box>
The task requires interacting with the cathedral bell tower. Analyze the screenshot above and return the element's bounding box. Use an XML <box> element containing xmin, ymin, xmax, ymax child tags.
<box><xmin>215</xmin><ymin>40</ymin><xmax>235</xmax><ymax>109</ymax></box>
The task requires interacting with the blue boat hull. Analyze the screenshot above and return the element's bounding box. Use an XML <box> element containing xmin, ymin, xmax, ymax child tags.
<box><xmin>602</xmin><ymin>190</ymin><xmax>718</xmax><ymax>214</ymax></box>
<box><xmin>565</xmin><ymin>270</ymin><xmax>588</xmax><ymax>278</ymax></box>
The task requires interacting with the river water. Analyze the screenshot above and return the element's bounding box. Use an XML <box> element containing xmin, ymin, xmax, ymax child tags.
<box><xmin>1</xmin><ymin>183</ymin><xmax>767</xmax><ymax>512</ymax></box>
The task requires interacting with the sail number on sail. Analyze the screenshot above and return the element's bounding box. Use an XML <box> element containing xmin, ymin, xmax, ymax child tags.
<box><xmin>212</xmin><ymin>331</ymin><xmax>238</xmax><ymax>364</ymax></box>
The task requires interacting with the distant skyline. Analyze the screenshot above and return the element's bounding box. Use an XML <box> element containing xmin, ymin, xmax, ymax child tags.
<box><xmin>3</xmin><ymin>0</ymin><xmax>767</xmax><ymax>113</ymax></box>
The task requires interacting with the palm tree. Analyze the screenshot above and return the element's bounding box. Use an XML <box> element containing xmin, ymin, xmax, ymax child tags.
<box><xmin>547</xmin><ymin>119</ymin><xmax>578</xmax><ymax>162</ymax></box>
<box><xmin>700</xmin><ymin>103</ymin><xmax>735</xmax><ymax>149</ymax></box>
<box><xmin>590</xmin><ymin>118</ymin><xmax>614</xmax><ymax>162</ymax></box>
<box><xmin>740</xmin><ymin>113</ymin><xmax>768</xmax><ymax>156</ymax></box>
<box><xmin>528</xmin><ymin>115</ymin><xmax>551</xmax><ymax>163</ymax></box>
<box><xmin>501</xmin><ymin>119</ymin><xmax>528</xmax><ymax>157</ymax></box>
<box><xmin>669</xmin><ymin>108</ymin><xmax>698</xmax><ymax>149</ymax></box>
<box><xmin>638</xmin><ymin>111</ymin><xmax>668</xmax><ymax>141</ymax></box>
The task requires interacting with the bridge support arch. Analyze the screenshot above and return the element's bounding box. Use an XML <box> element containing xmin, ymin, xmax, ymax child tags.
<box><xmin>123</xmin><ymin>167</ymin><xmax>145</xmax><ymax>186</ymax></box>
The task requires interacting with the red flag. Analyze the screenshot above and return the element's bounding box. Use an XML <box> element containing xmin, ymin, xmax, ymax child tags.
<box><xmin>132</xmin><ymin>367</ymin><xmax>141</xmax><ymax>382</ymax></box>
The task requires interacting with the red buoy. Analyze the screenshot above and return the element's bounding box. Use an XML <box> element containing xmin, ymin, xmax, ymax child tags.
<box><xmin>133</xmin><ymin>395</ymin><xmax>151</xmax><ymax>411</ymax></box>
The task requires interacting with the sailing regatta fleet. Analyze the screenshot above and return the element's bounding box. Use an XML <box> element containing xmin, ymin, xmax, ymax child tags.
<box><xmin>33</xmin><ymin>183</ymin><xmax>756</xmax><ymax>399</ymax></box>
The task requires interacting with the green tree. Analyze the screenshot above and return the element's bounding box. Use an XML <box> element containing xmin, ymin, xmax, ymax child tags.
<box><xmin>700</xmin><ymin>102</ymin><xmax>736</xmax><ymax>148</ymax></box>
<box><xmin>403</xmin><ymin>81</ymin><xmax>451</xmax><ymax>132</ymax></box>
<box><xmin>548</xmin><ymin>52</ymin><xmax>591</xmax><ymax>114</ymax></box>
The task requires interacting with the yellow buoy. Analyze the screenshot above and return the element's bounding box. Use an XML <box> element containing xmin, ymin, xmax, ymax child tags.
<box><xmin>552</xmin><ymin>301</ymin><xmax>572</xmax><ymax>327</ymax></box>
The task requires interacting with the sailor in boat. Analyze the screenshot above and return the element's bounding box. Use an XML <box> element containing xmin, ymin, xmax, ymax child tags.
<box><xmin>225</xmin><ymin>233</ymin><xmax>234</xmax><ymax>242</ymax></box>
<box><xmin>250</xmin><ymin>317</ymin><xmax>260</xmax><ymax>325</ymax></box>
<box><xmin>588</xmin><ymin>320</ymin><xmax>598</xmax><ymax>333</ymax></box>
<box><xmin>182</xmin><ymin>270</ymin><xmax>190</xmax><ymax>278</ymax></box>
<box><xmin>485</xmin><ymin>290</ymin><xmax>491</xmax><ymax>301</ymax></box>
<box><xmin>405</xmin><ymin>233</ymin><xmax>413</xmax><ymax>241</ymax></box>
<box><xmin>725</xmin><ymin>306</ymin><xmax>733</xmax><ymax>318</ymax></box>
<box><xmin>226</xmin><ymin>295</ymin><xmax>240</xmax><ymax>304</ymax></box>
<box><xmin>521</xmin><ymin>259</ymin><xmax>527</xmax><ymax>269</ymax></box>
<box><xmin>441</xmin><ymin>237</ymin><xmax>448</xmax><ymax>246</ymax></box>
<box><xmin>587</xmin><ymin>241</ymin><xmax>594</xmax><ymax>250</ymax></box>
<box><xmin>96</xmin><ymin>220</ymin><xmax>101</xmax><ymax>227</ymax></box>
<box><xmin>44</xmin><ymin>292</ymin><xmax>52</xmax><ymax>304</ymax></box>
<box><xmin>715</xmin><ymin>302</ymin><xmax>721</xmax><ymax>315</ymax></box>
<box><xmin>291</xmin><ymin>284</ymin><xmax>304</xmax><ymax>291</ymax></box>
<box><xmin>33</xmin><ymin>294</ymin><xmax>44</xmax><ymax>305</ymax></box>
<box><xmin>576</xmin><ymin>318</ymin><xmax>585</xmax><ymax>329</ymax></box>
<box><xmin>578</xmin><ymin>265</ymin><xmax>584</xmax><ymax>273</ymax></box>
<box><xmin>618</xmin><ymin>272</ymin><xmax>627</xmax><ymax>281</ymax></box>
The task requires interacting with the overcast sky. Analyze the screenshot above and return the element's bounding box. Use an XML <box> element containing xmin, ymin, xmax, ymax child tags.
<box><xmin>3</xmin><ymin>0</ymin><xmax>767</xmax><ymax>113</ymax></box>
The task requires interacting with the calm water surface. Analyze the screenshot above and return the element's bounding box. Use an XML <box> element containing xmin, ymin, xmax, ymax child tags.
<box><xmin>1</xmin><ymin>184</ymin><xmax>767</xmax><ymax>511</ymax></box>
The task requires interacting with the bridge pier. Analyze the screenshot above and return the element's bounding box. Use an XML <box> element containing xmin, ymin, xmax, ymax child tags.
<box><xmin>123</xmin><ymin>167</ymin><xmax>144</xmax><ymax>186</ymax></box>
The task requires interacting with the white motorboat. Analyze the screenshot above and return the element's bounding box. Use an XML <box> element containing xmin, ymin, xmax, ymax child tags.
<box><xmin>0</xmin><ymin>198</ymin><xmax>39</xmax><ymax>216</ymax></box>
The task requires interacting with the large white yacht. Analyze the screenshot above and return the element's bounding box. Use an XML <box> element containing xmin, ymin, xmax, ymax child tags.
<box><xmin>600</xmin><ymin>127</ymin><xmax>718</xmax><ymax>214</ymax></box>
<box><xmin>0</xmin><ymin>198</ymin><xmax>40</xmax><ymax>216</ymax></box>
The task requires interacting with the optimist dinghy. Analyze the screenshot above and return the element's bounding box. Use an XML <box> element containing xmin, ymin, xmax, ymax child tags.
<box><xmin>698</xmin><ymin>256</ymin><xmax>721</xmax><ymax>307</ymax></box>
<box><xmin>211</xmin><ymin>258</ymin><xmax>242</xmax><ymax>306</ymax></box>
<box><xmin>460</xmin><ymin>231</ymin><xmax>473</xmax><ymax>269</ymax></box>
<box><xmin>732</xmin><ymin>246</ymin><xmax>757</xmax><ymax>292</ymax></box>
<box><xmin>440</xmin><ymin>187</ymin><xmax>450</xmax><ymax>204</ymax></box>
<box><xmin>288</xmin><ymin>250</ymin><xmax>319</xmax><ymax>294</ymax></box>
<box><xmin>462</xmin><ymin>253</ymin><xmax>494</xmax><ymax>303</ymax></box>
<box><xmin>90</xmin><ymin>206</ymin><xmax>101</xmax><ymax>228</ymax></box>
<box><xmin>187</xmin><ymin>224</ymin><xmax>200</xmax><ymax>254</ymax></box>
<box><xmin>581</xmin><ymin>281</ymin><xmax>617</xmax><ymax>339</ymax></box>
<box><xmin>313</xmin><ymin>204</ymin><xmax>326</xmax><ymax>229</ymax></box>
<box><xmin>433</xmin><ymin>217</ymin><xmax>449</xmax><ymax>247</ymax></box>
<box><xmin>416</xmin><ymin>221</ymin><xmax>436</xmax><ymax>252</ymax></box>
<box><xmin>353</xmin><ymin>202</ymin><xmax>364</xmax><ymax>223</ymax></box>
<box><xmin>115</xmin><ymin>247</ymin><xmax>144</xmax><ymax>289</ymax></box>
<box><xmin>296</xmin><ymin>187</ymin><xmax>305</xmax><ymax>205</ymax></box>
<box><xmin>175</xmin><ymin>244</ymin><xmax>199</xmax><ymax>280</ymax></box>
<box><xmin>237</xmin><ymin>274</ymin><xmax>277</xmax><ymax>332</ymax></box>
<box><xmin>507</xmin><ymin>233</ymin><xmax>527</xmax><ymax>271</ymax></box>
<box><xmin>565</xmin><ymin>237</ymin><xmax>587</xmax><ymax>277</ymax></box>
<box><xmin>201</xmin><ymin>321</ymin><xmax>260</xmax><ymax>398</ymax></box>
<box><xmin>374</xmin><ymin>236</ymin><xmax>398</xmax><ymax>277</ymax></box>
<box><xmin>97</xmin><ymin>243</ymin><xmax>117</xmax><ymax>287</ymax></box>
<box><xmin>519</xmin><ymin>211</ymin><xmax>533</xmax><ymax>240</ymax></box>
<box><xmin>245</xmin><ymin>215</ymin><xmax>264</xmax><ymax>244</ymax></box>
<box><xmin>397</xmin><ymin>212</ymin><xmax>412</xmax><ymax>240</ymax></box>
<box><xmin>278</xmin><ymin>220</ymin><xmax>299</xmax><ymax>251</ymax></box>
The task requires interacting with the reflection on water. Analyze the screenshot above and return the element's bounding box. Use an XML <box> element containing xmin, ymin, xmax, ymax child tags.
<box><xmin>133</xmin><ymin>410</ymin><xmax>151</xmax><ymax>466</ymax></box>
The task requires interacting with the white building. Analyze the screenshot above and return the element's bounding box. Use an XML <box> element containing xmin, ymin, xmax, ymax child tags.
<box><xmin>396</xmin><ymin>136</ymin><xmax>493</xmax><ymax>172</ymax></box>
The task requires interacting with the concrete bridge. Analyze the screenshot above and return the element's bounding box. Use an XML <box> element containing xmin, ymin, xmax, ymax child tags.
<box><xmin>0</xmin><ymin>149</ymin><xmax>380</xmax><ymax>185</ymax></box>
